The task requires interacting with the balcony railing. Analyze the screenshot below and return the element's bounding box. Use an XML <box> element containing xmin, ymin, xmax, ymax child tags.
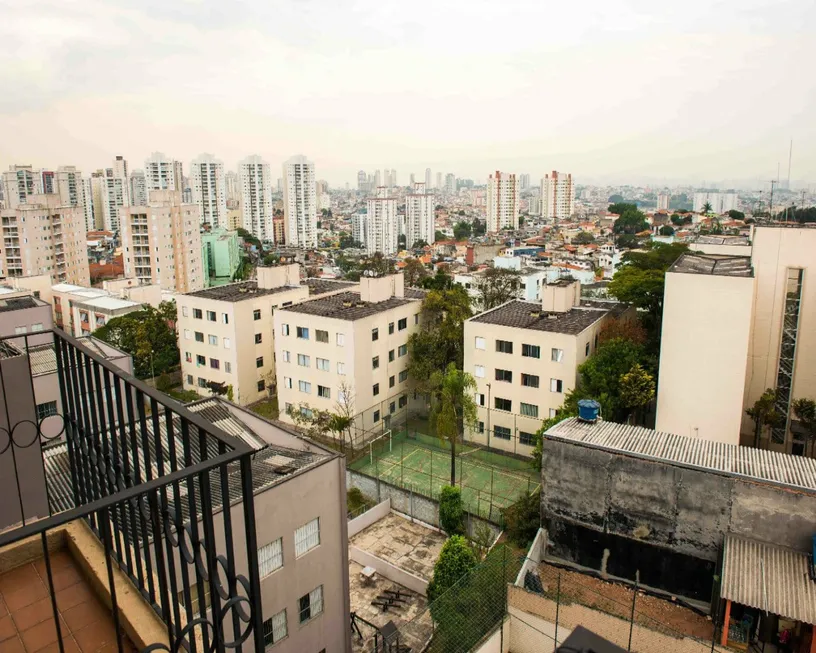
<box><xmin>0</xmin><ymin>330</ymin><xmax>264</xmax><ymax>653</ymax></box>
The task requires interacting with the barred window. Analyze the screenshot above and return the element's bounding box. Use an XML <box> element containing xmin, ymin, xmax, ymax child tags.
<box><xmin>262</xmin><ymin>609</ymin><xmax>287</xmax><ymax>646</ymax></box>
<box><xmin>299</xmin><ymin>586</ymin><xmax>323</xmax><ymax>624</ymax></box>
<box><xmin>294</xmin><ymin>518</ymin><xmax>320</xmax><ymax>557</ymax></box>
<box><xmin>258</xmin><ymin>538</ymin><xmax>283</xmax><ymax>577</ymax></box>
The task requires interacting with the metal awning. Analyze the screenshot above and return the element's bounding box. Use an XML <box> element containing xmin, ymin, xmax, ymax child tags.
<box><xmin>722</xmin><ymin>534</ymin><xmax>816</xmax><ymax>625</ymax></box>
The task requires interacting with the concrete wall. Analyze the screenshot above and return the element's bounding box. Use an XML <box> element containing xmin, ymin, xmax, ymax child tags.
<box><xmin>349</xmin><ymin>545</ymin><xmax>428</xmax><ymax>595</ymax></box>
<box><xmin>347</xmin><ymin>498</ymin><xmax>391</xmax><ymax>537</ymax></box>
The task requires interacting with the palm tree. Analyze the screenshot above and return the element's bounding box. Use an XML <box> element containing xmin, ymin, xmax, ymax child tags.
<box><xmin>702</xmin><ymin>201</ymin><xmax>713</xmax><ymax>214</ymax></box>
<box><xmin>746</xmin><ymin>388</ymin><xmax>784</xmax><ymax>448</ymax></box>
<box><xmin>792</xmin><ymin>398</ymin><xmax>816</xmax><ymax>456</ymax></box>
<box><xmin>429</xmin><ymin>363</ymin><xmax>478</xmax><ymax>485</ymax></box>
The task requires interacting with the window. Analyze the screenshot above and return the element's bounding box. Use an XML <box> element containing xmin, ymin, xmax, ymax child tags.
<box><xmin>36</xmin><ymin>401</ymin><xmax>57</xmax><ymax>420</ymax></box>
<box><xmin>225</xmin><ymin>362</ymin><xmax>232</xmax><ymax>373</ymax></box>
<box><xmin>224</xmin><ymin>338</ymin><xmax>231</xmax><ymax>349</ymax></box>
<box><xmin>496</xmin><ymin>340</ymin><xmax>513</xmax><ymax>354</ymax></box>
<box><xmin>389</xmin><ymin>349</ymin><xmax>395</xmax><ymax>362</ymax></box>
<box><xmin>210</xmin><ymin>358</ymin><xmax>220</xmax><ymax>370</ymax></box>
<box><xmin>296</xmin><ymin>326</ymin><xmax>309</xmax><ymax>339</ymax></box>
<box><xmin>398</xmin><ymin>318</ymin><xmax>407</xmax><ymax>331</ymax></box>
<box><xmin>31</xmin><ymin>323</ymin><xmax>43</xmax><ymax>332</ymax></box>
<box><xmin>474</xmin><ymin>365</ymin><xmax>485</xmax><ymax>378</ymax></box>
<box><xmin>207</xmin><ymin>311</ymin><xmax>216</xmax><ymax>322</ymax></box>
<box><xmin>256</xmin><ymin>356</ymin><xmax>264</xmax><ymax>368</ymax></box>
<box><xmin>372</xmin><ymin>356</ymin><xmax>380</xmax><ymax>370</ymax></box>
<box><xmin>253</xmin><ymin>309</ymin><xmax>261</xmax><ymax>320</ymax></box>
<box><xmin>255</xmin><ymin>333</ymin><xmax>262</xmax><ymax>344</ymax></box>
<box><xmin>198</xmin><ymin>378</ymin><xmax>207</xmax><ymax>388</ymax></box>
<box><xmin>495</xmin><ymin>397</ymin><xmax>512</xmax><ymax>412</ymax></box>
<box><xmin>297</xmin><ymin>354</ymin><xmax>310</xmax><ymax>367</ymax></box>
<box><xmin>282</xmin><ymin>350</ymin><xmax>291</xmax><ymax>363</ymax></box>
<box><xmin>257</xmin><ymin>380</ymin><xmax>265</xmax><ymax>392</ymax></box>
<box><xmin>399</xmin><ymin>370</ymin><xmax>408</xmax><ymax>382</ymax></box>
<box><xmin>478</xmin><ymin>421</ymin><xmax>485</xmax><ymax>433</ymax></box>
<box><xmin>318</xmin><ymin>385</ymin><xmax>330</xmax><ymax>399</ymax></box>
<box><xmin>494</xmin><ymin>426</ymin><xmax>512</xmax><ymax>440</ymax></box>
<box><xmin>595</xmin><ymin>334</ymin><xmax>599</xmax><ymax>349</ymax></box>
<box><xmin>316</xmin><ymin>329</ymin><xmax>328</xmax><ymax>343</ymax></box>
<box><xmin>184</xmin><ymin>329</ymin><xmax>191</xmax><ymax>340</ymax></box>
<box><xmin>282</xmin><ymin>324</ymin><xmax>290</xmax><ymax>336</ymax></box>
<box><xmin>550</xmin><ymin>378</ymin><xmax>563</xmax><ymax>393</ymax></box>
<box><xmin>475</xmin><ymin>393</ymin><xmax>485</xmax><ymax>406</ymax></box>
<box><xmin>520</xmin><ymin>431</ymin><xmax>536</xmax><ymax>446</ymax></box>
<box><xmin>585</xmin><ymin>342</ymin><xmax>590</xmax><ymax>356</ymax></box>
<box><xmin>475</xmin><ymin>336</ymin><xmax>486</xmax><ymax>350</ymax></box>
<box><xmin>299</xmin><ymin>381</ymin><xmax>311</xmax><ymax>393</ymax></box>
<box><xmin>388</xmin><ymin>322</ymin><xmax>395</xmax><ymax>335</ymax></box>
<box><xmin>295</xmin><ymin>518</ymin><xmax>320</xmax><ymax>557</ymax></box>
<box><xmin>195</xmin><ymin>332</ymin><xmax>204</xmax><ymax>342</ymax></box>
<box><xmin>298</xmin><ymin>586</ymin><xmax>323</xmax><ymax>624</ymax></box>
<box><xmin>399</xmin><ymin>395</ymin><xmax>407</xmax><ymax>408</ymax></box>
<box><xmin>197</xmin><ymin>354</ymin><xmax>206</xmax><ymax>366</ymax></box>
<box><xmin>316</xmin><ymin>357</ymin><xmax>329</xmax><ymax>371</ymax></box>
<box><xmin>283</xmin><ymin>377</ymin><xmax>292</xmax><ymax>389</ymax></box>
<box><xmin>262</xmin><ymin>609</ymin><xmax>287</xmax><ymax>646</ymax></box>
<box><xmin>179</xmin><ymin>582</ymin><xmax>211</xmax><ymax>614</ymax></box>
<box><xmin>182</xmin><ymin>306</ymin><xmax>189</xmax><ymax>317</ymax></box>
<box><xmin>389</xmin><ymin>376</ymin><xmax>395</xmax><ymax>388</ymax></box>
<box><xmin>300</xmin><ymin>406</ymin><xmax>313</xmax><ymax>419</ymax></box>
<box><xmin>551</xmin><ymin>348</ymin><xmax>564</xmax><ymax>363</ymax></box>
<box><xmin>389</xmin><ymin>401</ymin><xmax>396</xmax><ymax>414</ymax></box>
<box><xmin>336</xmin><ymin>333</ymin><xmax>345</xmax><ymax>346</ymax></box>
<box><xmin>258</xmin><ymin>538</ymin><xmax>283</xmax><ymax>577</ymax></box>
<box><xmin>193</xmin><ymin>308</ymin><xmax>202</xmax><ymax>319</ymax></box>
<box><xmin>522</xmin><ymin>344</ymin><xmax>541</xmax><ymax>358</ymax></box>
<box><xmin>414</xmin><ymin>313</ymin><xmax>420</xmax><ymax>325</ymax></box>
<box><xmin>373</xmin><ymin>410</ymin><xmax>380</xmax><ymax>423</ymax></box>
<box><xmin>185</xmin><ymin>352</ymin><xmax>192</xmax><ymax>363</ymax></box>
<box><xmin>373</xmin><ymin>383</ymin><xmax>380</xmax><ymax>396</ymax></box>
<box><xmin>549</xmin><ymin>408</ymin><xmax>558</xmax><ymax>418</ymax></box>
<box><xmin>337</xmin><ymin>362</ymin><xmax>345</xmax><ymax>375</ymax></box>
<box><xmin>521</xmin><ymin>374</ymin><xmax>540</xmax><ymax>388</ymax></box>
<box><xmin>186</xmin><ymin>374</ymin><xmax>193</xmax><ymax>385</ymax></box>
<box><xmin>208</xmin><ymin>334</ymin><xmax>218</xmax><ymax>346</ymax></box>
<box><xmin>371</xmin><ymin>328</ymin><xmax>379</xmax><ymax>341</ymax></box>
<box><xmin>520</xmin><ymin>403</ymin><xmax>539</xmax><ymax>418</ymax></box>
<box><xmin>495</xmin><ymin>369</ymin><xmax>512</xmax><ymax>383</ymax></box>
<box><xmin>222</xmin><ymin>313</ymin><xmax>229</xmax><ymax>324</ymax></box>
<box><xmin>398</xmin><ymin>344</ymin><xmax>407</xmax><ymax>357</ymax></box>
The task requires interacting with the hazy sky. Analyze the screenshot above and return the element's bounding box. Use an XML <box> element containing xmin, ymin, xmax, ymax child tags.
<box><xmin>1</xmin><ymin>0</ymin><xmax>814</xmax><ymax>188</ymax></box>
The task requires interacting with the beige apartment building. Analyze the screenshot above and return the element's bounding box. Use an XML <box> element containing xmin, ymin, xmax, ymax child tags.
<box><xmin>0</xmin><ymin>193</ymin><xmax>89</xmax><ymax>285</ymax></box>
<box><xmin>274</xmin><ymin>274</ymin><xmax>423</xmax><ymax>441</ymax></box>
<box><xmin>657</xmin><ymin>226</ymin><xmax>816</xmax><ymax>455</ymax></box>
<box><xmin>464</xmin><ymin>280</ymin><xmax>631</xmax><ymax>455</ymax></box>
<box><xmin>120</xmin><ymin>190</ymin><xmax>205</xmax><ymax>293</ymax></box>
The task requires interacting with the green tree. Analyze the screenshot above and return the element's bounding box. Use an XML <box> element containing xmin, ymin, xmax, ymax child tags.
<box><xmin>619</xmin><ymin>363</ymin><xmax>656</xmax><ymax>425</ymax></box>
<box><xmin>434</xmin><ymin>230</ymin><xmax>447</xmax><ymax>242</ymax></box>
<box><xmin>792</xmin><ymin>398</ymin><xmax>816</xmax><ymax>456</ymax></box>
<box><xmin>439</xmin><ymin>486</ymin><xmax>465</xmax><ymax>535</ymax></box>
<box><xmin>360</xmin><ymin>252</ymin><xmax>393</xmax><ymax>276</ymax></box>
<box><xmin>702</xmin><ymin>201</ymin><xmax>713</xmax><ymax>214</ymax></box>
<box><xmin>236</xmin><ymin>228</ymin><xmax>261</xmax><ymax>249</ymax></box>
<box><xmin>746</xmin><ymin>389</ymin><xmax>784</xmax><ymax>448</ymax></box>
<box><xmin>453</xmin><ymin>221</ymin><xmax>472</xmax><ymax>241</ymax></box>
<box><xmin>398</xmin><ymin>234</ymin><xmax>407</xmax><ymax>249</ymax></box>
<box><xmin>727</xmin><ymin>209</ymin><xmax>745</xmax><ymax>221</ymax></box>
<box><xmin>608</xmin><ymin>194</ymin><xmax>625</xmax><ymax>204</ymax></box>
<box><xmin>403</xmin><ymin>258</ymin><xmax>429</xmax><ymax>286</ymax></box>
<box><xmin>472</xmin><ymin>218</ymin><xmax>486</xmax><ymax>236</ymax></box>
<box><xmin>420</xmin><ymin>268</ymin><xmax>455</xmax><ymax>291</ymax></box>
<box><xmin>427</xmin><ymin>536</ymin><xmax>477</xmax><ymax>603</ymax></box>
<box><xmin>474</xmin><ymin>267</ymin><xmax>520</xmax><ymax>311</ymax></box>
<box><xmin>412</xmin><ymin>239</ymin><xmax>429</xmax><ymax>249</ymax></box>
<box><xmin>573</xmin><ymin>231</ymin><xmax>595</xmax><ymax>245</ymax></box>
<box><xmin>613</xmin><ymin>209</ymin><xmax>649</xmax><ymax>236</ymax></box>
<box><xmin>502</xmin><ymin>490</ymin><xmax>540</xmax><ymax>547</ymax></box>
<box><xmin>616</xmin><ymin>234</ymin><xmax>640</xmax><ymax>249</ymax></box>
<box><xmin>608</xmin><ymin>202</ymin><xmax>638</xmax><ymax>216</ymax></box>
<box><xmin>429</xmin><ymin>364</ymin><xmax>477</xmax><ymax>485</ymax></box>
<box><xmin>658</xmin><ymin>225</ymin><xmax>675</xmax><ymax>236</ymax></box>
<box><xmin>262</xmin><ymin>253</ymin><xmax>280</xmax><ymax>266</ymax></box>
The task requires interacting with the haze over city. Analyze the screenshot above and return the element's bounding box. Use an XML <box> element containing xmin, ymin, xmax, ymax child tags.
<box><xmin>2</xmin><ymin>0</ymin><xmax>815</xmax><ymax>187</ymax></box>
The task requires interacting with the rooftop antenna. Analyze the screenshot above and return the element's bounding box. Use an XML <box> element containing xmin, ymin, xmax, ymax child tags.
<box><xmin>787</xmin><ymin>140</ymin><xmax>793</xmax><ymax>190</ymax></box>
<box><xmin>769</xmin><ymin>179</ymin><xmax>778</xmax><ymax>221</ymax></box>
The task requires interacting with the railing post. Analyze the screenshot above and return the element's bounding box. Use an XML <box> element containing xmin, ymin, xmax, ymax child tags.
<box><xmin>99</xmin><ymin>506</ymin><xmax>126</xmax><ymax>653</ymax></box>
<box><xmin>41</xmin><ymin>532</ymin><xmax>66</xmax><ymax>653</ymax></box>
<box><xmin>628</xmin><ymin>578</ymin><xmax>638</xmax><ymax>651</ymax></box>
<box><xmin>553</xmin><ymin>571</ymin><xmax>561</xmax><ymax>653</ymax></box>
<box><xmin>240</xmin><ymin>456</ymin><xmax>264</xmax><ymax>653</ymax></box>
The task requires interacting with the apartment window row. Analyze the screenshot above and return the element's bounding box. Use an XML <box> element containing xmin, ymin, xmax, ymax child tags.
<box><xmin>281</xmin><ymin>324</ymin><xmax>344</xmax><ymax>346</ymax></box>
<box><xmin>185</xmin><ymin>356</ymin><xmax>232</xmax><ymax>373</ymax></box>
<box><xmin>184</xmin><ymin>306</ymin><xmax>229</xmax><ymax>324</ymax></box>
<box><xmin>184</xmin><ymin>330</ymin><xmax>231</xmax><ymax>349</ymax></box>
<box><xmin>489</xmin><ymin>397</ymin><xmax>541</xmax><ymax>417</ymax></box>
<box><xmin>474</xmin><ymin>337</ymin><xmax>563</xmax><ymax>364</ymax></box>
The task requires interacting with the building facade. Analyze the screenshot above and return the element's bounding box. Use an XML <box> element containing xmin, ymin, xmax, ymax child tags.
<box><xmin>405</xmin><ymin>182</ymin><xmax>435</xmax><ymax>247</ymax></box>
<box><xmin>191</xmin><ymin>153</ymin><xmax>228</xmax><ymax>229</ymax></box>
<box><xmin>2</xmin><ymin>165</ymin><xmax>41</xmax><ymax>210</ymax></box>
<box><xmin>487</xmin><ymin>171</ymin><xmax>519</xmax><ymax>233</ymax></box>
<box><xmin>282</xmin><ymin>155</ymin><xmax>318</xmax><ymax>249</ymax></box>
<box><xmin>100</xmin><ymin>173</ymin><xmax>129</xmax><ymax>232</ymax></box>
<box><xmin>239</xmin><ymin>155</ymin><xmax>274</xmax><ymax>241</ymax></box>
<box><xmin>201</xmin><ymin>228</ymin><xmax>241</xmax><ymax>282</ymax></box>
<box><xmin>540</xmin><ymin>171</ymin><xmax>575</xmax><ymax>222</ymax></box>
<box><xmin>129</xmin><ymin>169</ymin><xmax>148</xmax><ymax>206</ymax></box>
<box><xmin>364</xmin><ymin>187</ymin><xmax>398</xmax><ymax>255</ymax></box>
<box><xmin>120</xmin><ymin>190</ymin><xmax>205</xmax><ymax>293</ymax></box>
<box><xmin>144</xmin><ymin>151</ymin><xmax>184</xmax><ymax>192</ymax></box>
<box><xmin>693</xmin><ymin>191</ymin><xmax>738</xmax><ymax>214</ymax></box>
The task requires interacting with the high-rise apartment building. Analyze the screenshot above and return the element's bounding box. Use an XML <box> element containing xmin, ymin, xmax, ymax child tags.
<box><xmin>364</xmin><ymin>187</ymin><xmax>398</xmax><ymax>255</ymax></box>
<box><xmin>409</xmin><ymin>173</ymin><xmax>416</xmax><ymax>186</ymax></box>
<box><xmin>100</xmin><ymin>172</ymin><xmax>129</xmax><ymax>233</ymax></box>
<box><xmin>54</xmin><ymin>166</ymin><xmax>83</xmax><ymax>209</ymax></box>
<box><xmin>112</xmin><ymin>155</ymin><xmax>128</xmax><ymax>182</ymax></box>
<box><xmin>282</xmin><ymin>155</ymin><xmax>317</xmax><ymax>249</ymax></box>
<box><xmin>191</xmin><ymin>153</ymin><xmax>228</xmax><ymax>228</ymax></box>
<box><xmin>519</xmin><ymin>173</ymin><xmax>530</xmax><ymax>190</ymax></box>
<box><xmin>40</xmin><ymin>171</ymin><xmax>55</xmax><ymax>195</ymax></box>
<box><xmin>129</xmin><ymin>169</ymin><xmax>148</xmax><ymax>206</ymax></box>
<box><xmin>445</xmin><ymin>173</ymin><xmax>456</xmax><ymax>195</ymax></box>
<box><xmin>540</xmin><ymin>171</ymin><xmax>575</xmax><ymax>222</ymax></box>
<box><xmin>224</xmin><ymin>171</ymin><xmax>240</xmax><ymax>203</ymax></box>
<box><xmin>0</xmin><ymin>194</ymin><xmax>90</xmax><ymax>284</ymax></box>
<box><xmin>693</xmin><ymin>192</ymin><xmax>738</xmax><ymax>214</ymax></box>
<box><xmin>390</xmin><ymin>169</ymin><xmax>397</xmax><ymax>187</ymax></box>
<box><xmin>435</xmin><ymin>172</ymin><xmax>442</xmax><ymax>191</ymax></box>
<box><xmin>357</xmin><ymin>170</ymin><xmax>367</xmax><ymax>192</ymax></box>
<box><xmin>120</xmin><ymin>190</ymin><xmax>205</xmax><ymax>293</ymax></box>
<box><xmin>239</xmin><ymin>155</ymin><xmax>274</xmax><ymax>241</ymax></box>
<box><xmin>144</xmin><ymin>152</ymin><xmax>184</xmax><ymax>192</ymax></box>
<box><xmin>405</xmin><ymin>182</ymin><xmax>435</xmax><ymax>246</ymax></box>
<box><xmin>657</xmin><ymin>193</ymin><xmax>671</xmax><ymax>211</ymax></box>
<box><xmin>79</xmin><ymin>177</ymin><xmax>95</xmax><ymax>232</ymax></box>
<box><xmin>2</xmin><ymin>165</ymin><xmax>41</xmax><ymax>210</ymax></box>
<box><xmin>425</xmin><ymin>168</ymin><xmax>432</xmax><ymax>191</ymax></box>
<box><xmin>89</xmin><ymin>171</ymin><xmax>106</xmax><ymax>231</ymax></box>
<box><xmin>487</xmin><ymin>171</ymin><xmax>519</xmax><ymax>233</ymax></box>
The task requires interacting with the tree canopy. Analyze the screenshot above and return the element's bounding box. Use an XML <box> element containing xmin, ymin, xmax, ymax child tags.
<box><xmin>403</xmin><ymin>258</ymin><xmax>429</xmax><ymax>286</ymax></box>
<box><xmin>611</xmin><ymin>204</ymin><xmax>649</xmax><ymax>236</ymax></box>
<box><xmin>453</xmin><ymin>221</ymin><xmax>472</xmax><ymax>241</ymax></box>
<box><xmin>474</xmin><ymin>267</ymin><xmax>520</xmax><ymax>312</ymax></box>
<box><xmin>360</xmin><ymin>252</ymin><xmax>393</xmax><ymax>276</ymax></box>
<box><xmin>727</xmin><ymin>209</ymin><xmax>745</xmax><ymax>221</ymax></box>
<box><xmin>573</xmin><ymin>231</ymin><xmax>595</xmax><ymax>245</ymax></box>
<box><xmin>658</xmin><ymin>225</ymin><xmax>675</xmax><ymax>236</ymax></box>
<box><xmin>427</xmin><ymin>535</ymin><xmax>477</xmax><ymax>603</ymax></box>
<box><xmin>435</xmin><ymin>230</ymin><xmax>447</xmax><ymax>242</ymax></box>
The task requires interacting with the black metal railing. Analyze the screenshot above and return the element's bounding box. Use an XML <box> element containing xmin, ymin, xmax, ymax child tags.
<box><xmin>0</xmin><ymin>329</ymin><xmax>264</xmax><ymax>653</ymax></box>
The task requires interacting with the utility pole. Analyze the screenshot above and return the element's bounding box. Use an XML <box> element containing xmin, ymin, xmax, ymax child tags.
<box><xmin>769</xmin><ymin>179</ymin><xmax>777</xmax><ymax>221</ymax></box>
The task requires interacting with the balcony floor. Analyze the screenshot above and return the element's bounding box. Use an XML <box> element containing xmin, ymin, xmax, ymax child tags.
<box><xmin>0</xmin><ymin>551</ymin><xmax>135</xmax><ymax>653</ymax></box>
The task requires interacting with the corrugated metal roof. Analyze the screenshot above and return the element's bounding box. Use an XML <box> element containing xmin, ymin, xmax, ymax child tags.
<box><xmin>721</xmin><ymin>534</ymin><xmax>816</xmax><ymax>625</ymax></box>
<box><xmin>545</xmin><ymin>418</ymin><xmax>816</xmax><ymax>494</ymax></box>
<box><xmin>186</xmin><ymin>399</ymin><xmax>266</xmax><ymax>450</ymax></box>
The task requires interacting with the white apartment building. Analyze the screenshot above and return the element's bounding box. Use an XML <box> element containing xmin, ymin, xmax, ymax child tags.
<box><xmin>120</xmin><ymin>191</ymin><xmax>205</xmax><ymax>293</ymax></box>
<box><xmin>656</xmin><ymin>226</ymin><xmax>816</xmax><ymax>455</ymax></box>
<box><xmin>464</xmin><ymin>280</ymin><xmax>632</xmax><ymax>455</ymax></box>
<box><xmin>144</xmin><ymin>152</ymin><xmax>184</xmax><ymax>192</ymax></box>
<box><xmin>100</xmin><ymin>174</ymin><xmax>129</xmax><ymax>232</ymax></box>
<box><xmin>363</xmin><ymin>187</ymin><xmax>398</xmax><ymax>255</ymax></box>
<box><xmin>112</xmin><ymin>155</ymin><xmax>129</xmax><ymax>182</ymax></box>
<box><xmin>54</xmin><ymin>166</ymin><xmax>83</xmax><ymax>208</ymax></box>
<box><xmin>79</xmin><ymin>177</ymin><xmax>94</xmax><ymax>232</ymax></box>
<box><xmin>283</xmin><ymin>155</ymin><xmax>318</xmax><ymax>249</ymax></box>
<box><xmin>540</xmin><ymin>171</ymin><xmax>575</xmax><ymax>222</ymax></box>
<box><xmin>657</xmin><ymin>193</ymin><xmax>671</xmax><ymax>211</ymax></box>
<box><xmin>274</xmin><ymin>275</ymin><xmax>423</xmax><ymax>441</ymax></box>
<box><xmin>357</xmin><ymin>170</ymin><xmax>367</xmax><ymax>192</ymax></box>
<box><xmin>693</xmin><ymin>191</ymin><xmax>738</xmax><ymax>214</ymax></box>
<box><xmin>2</xmin><ymin>165</ymin><xmax>41</xmax><ymax>210</ymax></box>
<box><xmin>0</xmin><ymin>194</ymin><xmax>90</xmax><ymax>285</ymax></box>
<box><xmin>225</xmin><ymin>171</ymin><xmax>240</xmax><ymax>203</ymax></box>
<box><xmin>405</xmin><ymin>182</ymin><xmax>435</xmax><ymax>246</ymax></box>
<box><xmin>129</xmin><ymin>169</ymin><xmax>148</xmax><ymax>206</ymax></box>
<box><xmin>425</xmin><ymin>168</ymin><xmax>432</xmax><ymax>191</ymax></box>
<box><xmin>191</xmin><ymin>153</ymin><xmax>228</xmax><ymax>228</ymax></box>
<box><xmin>445</xmin><ymin>173</ymin><xmax>456</xmax><ymax>194</ymax></box>
<box><xmin>239</xmin><ymin>155</ymin><xmax>274</xmax><ymax>241</ymax></box>
<box><xmin>487</xmin><ymin>171</ymin><xmax>519</xmax><ymax>233</ymax></box>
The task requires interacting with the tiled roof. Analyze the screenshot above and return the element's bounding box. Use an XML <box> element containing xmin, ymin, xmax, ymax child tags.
<box><xmin>469</xmin><ymin>300</ymin><xmax>610</xmax><ymax>335</ymax></box>
<box><xmin>670</xmin><ymin>253</ymin><xmax>753</xmax><ymax>277</ymax></box>
<box><xmin>186</xmin><ymin>282</ymin><xmax>298</xmax><ymax>302</ymax></box>
<box><xmin>279</xmin><ymin>291</ymin><xmax>419</xmax><ymax>321</ymax></box>
<box><xmin>0</xmin><ymin>297</ymin><xmax>40</xmax><ymax>312</ymax></box>
<box><xmin>305</xmin><ymin>278</ymin><xmax>357</xmax><ymax>296</ymax></box>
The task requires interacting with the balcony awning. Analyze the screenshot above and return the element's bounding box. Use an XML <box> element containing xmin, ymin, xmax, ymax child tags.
<box><xmin>721</xmin><ymin>534</ymin><xmax>816</xmax><ymax>625</ymax></box>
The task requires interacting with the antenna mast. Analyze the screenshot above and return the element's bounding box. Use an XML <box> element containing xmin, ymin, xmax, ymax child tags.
<box><xmin>787</xmin><ymin>139</ymin><xmax>793</xmax><ymax>190</ymax></box>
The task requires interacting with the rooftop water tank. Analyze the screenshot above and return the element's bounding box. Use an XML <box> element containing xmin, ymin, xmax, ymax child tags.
<box><xmin>577</xmin><ymin>399</ymin><xmax>601</xmax><ymax>423</ymax></box>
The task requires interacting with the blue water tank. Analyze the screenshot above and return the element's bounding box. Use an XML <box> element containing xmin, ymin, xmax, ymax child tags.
<box><xmin>577</xmin><ymin>399</ymin><xmax>601</xmax><ymax>423</ymax></box>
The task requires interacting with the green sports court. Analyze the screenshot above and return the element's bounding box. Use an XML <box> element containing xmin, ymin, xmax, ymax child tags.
<box><xmin>348</xmin><ymin>429</ymin><xmax>540</xmax><ymax>519</ymax></box>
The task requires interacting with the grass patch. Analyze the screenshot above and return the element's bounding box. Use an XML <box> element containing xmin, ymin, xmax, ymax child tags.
<box><xmin>250</xmin><ymin>396</ymin><xmax>279</xmax><ymax>420</ymax></box>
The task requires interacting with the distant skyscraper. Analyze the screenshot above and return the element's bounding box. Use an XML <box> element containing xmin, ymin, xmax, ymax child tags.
<box><xmin>80</xmin><ymin>177</ymin><xmax>95</xmax><ymax>232</ymax></box>
<box><xmin>657</xmin><ymin>193</ymin><xmax>671</xmax><ymax>211</ymax></box>
<box><xmin>519</xmin><ymin>174</ymin><xmax>531</xmax><ymax>190</ymax></box>
<box><xmin>445</xmin><ymin>174</ymin><xmax>456</xmax><ymax>195</ymax></box>
<box><xmin>190</xmin><ymin>153</ymin><xmax>227</xmax><ymax>228</ymax></box>
<box><xmin>239</xmin><ymin>155</ymin><xmax>273</xmax><ymax>241</ymax></box>
<box><xmin>406</xmin><ymin>182</ymin><xmax>435</xmax><ymax>246</ymax></box>
<box><xmin>425</xmin><ymin>168</ymin><xmax>432</xmax><ymax>191</ymax></box>
<box><xmin>225</xmin><ymin>171</ymin><xmax>240</xmax><ymax>202</ymax></box>
<box><xmin>410</xmin><ymin>173</ymin><xmax>416</xmax><ymax>186</ymax></box>
<box><xmin>112</xmin><ymin>155</ymin><xmax>128</xmax><ymax>182</ymax></box>
<box><xmin>282</xmin><ymin>155</ymin><xmax>317</xmax><ymax>249</ymax></box>
<box><xmin>357</xmin><ymin>170</ymin><xmax>367</xmax><ymax>192</ymax></box>
<box><xmin>390</xmin><ymin>169</ymin><xmax>397</xmax><ymax>188</ymax></box>
<box><xmin>540</xmin><ymin>171</ymin><xmax>575</xmax><ymax>222</ymax></box>
<box><xmin>100</xmin><ymin>171</ymin><xmax>129</xmax><ymax>233</ymax></box>
<box><xmin>487</xmin><ymin>171</ymin><xmax>519</xmax><ymax>233</ymax></box>
<box><xmin>374</xmin><ymin>170</ymin><xmax>382</xmax><ymax>188</ymax></box>
<box><xmin>693</xmin><ymin>192</ymin><xmax>737</xmax><ymax>214</ymax></box>
<box><xmin>144</xmin><ymin>152</ymin><xmax>183</xmax><ymax>192</ymax></box>
<box><xmin>2</xmin><ymin>165</ymin><xmax>41</xmax><ymax>210</ymax></box>
<box><xmin>129</xmin><ymin>170</ymin><xmax>148</xmax><ymax>207</ymax></box>
<box><xmin>435</xmin><ymin>172</ymin><xmax>442</xmax><ymax>190</ymax></box>
<box><xmin>364</xmin><ymin>187</ymin><xmax>398</xmax><ymax>255</ymax></box>
<box><xmin>54</xmin><ymin>165</ymin><xmax>94</xmax><ymax>233</ymax></box>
